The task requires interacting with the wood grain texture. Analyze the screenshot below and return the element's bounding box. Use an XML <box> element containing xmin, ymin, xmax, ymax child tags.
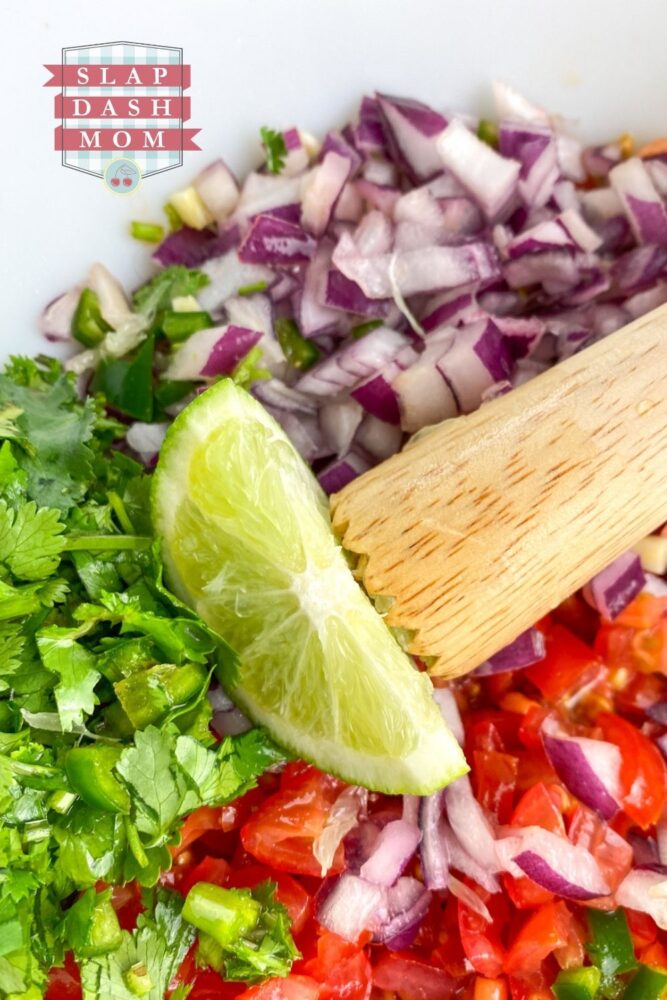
<box><xmin>330</xmin><ymin>305</ymin><xmax>667</xmax><ymax>677</ymax></box>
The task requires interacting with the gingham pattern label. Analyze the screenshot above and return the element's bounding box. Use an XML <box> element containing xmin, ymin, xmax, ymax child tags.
<box><xmin>46</xmin><ymin>41</ymin><xmax>199</xmax><ymax>178</ymax></box>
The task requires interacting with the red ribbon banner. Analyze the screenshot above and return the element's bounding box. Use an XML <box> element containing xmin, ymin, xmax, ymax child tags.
<box><xmin>54</xmin><ymin>95</ymin><xmax>191</xmax><ymax>120</ymax></box>
<box><xmin>44</xmin><ymin>64</ymin><xmax>191</xmax><ymax>88</ymax></box>
<box><xmin>54</xmin><ymin>126</ymin><xmax>201</xmax><ymax>151</ymax></box>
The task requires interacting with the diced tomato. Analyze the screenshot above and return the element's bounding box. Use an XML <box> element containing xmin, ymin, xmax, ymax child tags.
<box><xmin>465</xmin><ymin>711</ymin><xmax>520</xmax><ymax>754</ymax></box>
<box><xmin>473</xmin><ymin>977</ymin><xmax>508</xmax><ymax>1000</ymax></box>
<box><xmin>513</xmin><ymin>749</ymin><xmax>559</xmax><ymax>794</ymax></box>
<box><xmin>372</xmin><ymin>953</ymin><xmax>457</xmax><ymax>1000</ymax></box>
<box><xmin>180</xmin><ymin>855</ymin><xmax>230</xmax><ymax>897</ymax></box>
<box><xmin>458</xmin><ymin>887</ymin><xmax>511</xmax><ymax>978</ymax></box>
<box><xmin>552</xmin><ymin>593</ymin><xmax>600</xmax><ymax>645</ymax></box>
<box><xmin>614</xmin><ymin>670</ymin><xmax>667</xmax><ymax>719</ymax></box>
<box><xmin>517</xmin><ymin>707</ymin><xmax>551</xmax><ymax>751</ymax></box>
<box><xmin>627</xmin><ymin>908</ymin><xmax>659</xmax><ymax>949</ymax></box>
<box><xmin>186</xmin><ymin>968</ymin><xmax>246</xmax><ymax>999</ymax></box>
<box><xmin>241</xmin><ymin>765</ymin><xmax>345</xmax><ymax>877</ymax></box>
<box><xmin>44</xmin><ymin>954</ymin><xmax>81</xmax><ymax>1000</ymax></box>
<box><xmin>227</xmin><ymin>863</ymin><xmax>312</xmax><ymax>935</ymax></box>
<box><xmin>472</xmin><ymin>751</ymin><xmax>519</xmax><ymax>824</ymax></box>
<box><xmin>502</xmin><ymin>873</ymin><xmax>554</xmax><ymax>911</ymax></box>
<box><xmin>640</xmin><ymin>939</ymin><xmax>667</xmax><ymax>968</ymax></box>
<box><xmin>303</xmin><ymin>932</ymin><xmax>372</xmax><ymax>1000</ymax></box>
<box><xmin>568</xmin><ymin>806</ymin><xmax>633</xmax><ymax>893</ymax></box>
<box><xmin>597</xmin><ymin>619</ymin><xmax>667</xmax><ymax>676</ymax></box>
<box><xmin>237</xmin><ymin>975</ymin><xmax>320</xmax><ymax>1000</ymax></box>
<box><xmin>553</xmin><ymin>911</ymin><xmax>586</xmax><ymax>970</ymax></box>
<box><xmin>598</xmin><ymin>712</ymin><xmax>667</xmax><ymax>828</ymax></box>
<box><xmin>614</xmin><ymin>592</ymin><xmax>667</xmax><ymax>630</ymax></box>
<box><xmin>511</xmin><ymin>782</ymin><xmax>566</xmax><ymax>835</ymax></box>
<box><xmin>110</xmin><ymin>881</ymin><xmax>143</xmax><ymax>930</ymax></box>
<box><xmin>525</xmin><ymin>625</ymin><xmax>603</xmax><ymax>702</ymax></box>
<box><xmin>429</xmin><ymin>894</ymin><xmax>469</xmax><ymax>978</ymax></box>
<box><xmin>503</xmin><ymin>902</ymin><xmax>571</xmax><ymax>976</ymax></box>
<box><xmin>176</xmin><ymin>788</ymin><xmax>266</xmax><ymax>854</ymax></box>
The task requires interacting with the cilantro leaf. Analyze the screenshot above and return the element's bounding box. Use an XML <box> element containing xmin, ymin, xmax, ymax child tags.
<box><xmin>0</xmin><ymin>499</ymin><xmax>65</xmax><ymax>581</ymax></box>
<box><xmin>0</xmin><ymin>361</ymin><xmax>101</xmax><ymax>512</ymax></box>
<box><xmin>260</xmin><ymin>127</ymin><xmax>288</xmax><ymax>174</ymax></box>
<box><xmin>36</xmin><ymin>627</ymin><xmax>101</xmax><ymax>732</ymax></box>
<box><xmin>132</xmin><ymin>266</ymin><xmax>209</xmax><ymax>320</ymax></box>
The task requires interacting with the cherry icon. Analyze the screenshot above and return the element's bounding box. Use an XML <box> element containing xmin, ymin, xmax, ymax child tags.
<box><xmin>123</xmin><ymin>177</ymin><xmax>132</xmax><ymax>186</ymax></box>
<box><xmin>110</xmin><ymin>178</ymin><xmax>120</xmax><ymax>187</ymax></box>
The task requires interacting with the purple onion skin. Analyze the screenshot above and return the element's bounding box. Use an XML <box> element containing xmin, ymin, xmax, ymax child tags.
<box><xmin>541</xmin><ymin>731</ymin><xmax>619</xmax><ymax>821</ymax></box>
<box><xmin>514</xmin><ymin>851</ymin><xmax>603</xmax><ymax>900</ymax></box>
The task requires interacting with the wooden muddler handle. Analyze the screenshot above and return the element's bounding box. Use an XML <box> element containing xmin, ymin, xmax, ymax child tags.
<box><xmin>330</xmin><ymin>305</ymin><xmax>667</xmax><ymax>678</ymax></box>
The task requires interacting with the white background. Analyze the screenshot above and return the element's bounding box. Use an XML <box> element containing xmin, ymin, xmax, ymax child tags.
<box><xmin>3</xmin><ymin>0</ymin><xmax>667</xmax><ymax>359</ymax></box>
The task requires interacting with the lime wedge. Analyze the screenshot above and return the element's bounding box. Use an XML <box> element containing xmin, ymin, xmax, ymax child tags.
<box><xmin>152</xmin><ymin>379</ymin><xmax>467</xmax><ymax>794</ymax></box>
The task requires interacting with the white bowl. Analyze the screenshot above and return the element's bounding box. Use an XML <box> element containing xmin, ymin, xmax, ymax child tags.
<box><xmin>4</xmin><ymin>0</ymin><xmax>667</xmax><ymax>359</ymax></box>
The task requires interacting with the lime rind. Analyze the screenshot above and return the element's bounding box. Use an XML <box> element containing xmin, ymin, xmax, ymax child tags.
<box><xmin>152</xmin><ymin>379</ymin><xmax>467</xmax><ymax>794</ymax></box>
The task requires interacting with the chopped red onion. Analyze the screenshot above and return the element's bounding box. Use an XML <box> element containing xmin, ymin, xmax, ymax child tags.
<box><xmin>354</xmin><ymin>414</ymin><xmax>403</xmax><ymax>460</ymax></box>
<box><xmin>197</xmin><ymin>252</ymin><xmax>274</xmax><ymax>312</ymax></box>
<box><xmin>473</xmin><ymin>628</ymin><xmax>546</xmax><ymax>677</ymax></box>
<box><xmin>154</xmin><ymin>225</ymin><xmax>240</xmax><ymax>268</ymax></box>
<box><xmin>324</xmin><ymin>270</ymin><xmax>391</xmax><ymax>317</ymax></box>
<box><xmin>125</xmin><ymin>421</ymin><xmax>169</xmax><ymax>464</ymax></box>
<box><xmin>583</xmin><ymin>551</ymin><xmax>646</xmax><ymax>620</ymax></box>
<box><xmin>238</xmin><ymin>214</ymin><xmax>316</xmax><ymax>265</ymax></box>
<box><xmin>301</xmin><ymin>152</ymin><xmax>351</xmax><ymax>237</ymax></box>
<box><xmin>359</xmin><ymin>819</ymin><xmax>421</xmax><ymax>886</ymax></box>
<box><xmin>201</xmin><ymin>326</ymin><xmax>263</xmax><ymax>377</ymax></box>
<box><xmin>445</xmin><ymin>776</ymin><xmax>499</xmax><ymax>874</ymax></box>
<box><xmin>393</xmin><ymin>339</ymin><xmax>459</xmax><ymax>433</ymax></box>
<box><xmin>235</xmin><ymin>171</ymin><xmax>303</xmax><ymax>220</ymax></box>
<box><xmin>376</xmin><ymin>877</ymin><xmax>432</xmax><ymax>949</ymax></box>
<box><xmin>437</xmin><ymin>119</ymin><xmax>520</xmax><ymax>220</ymax></box>
<box><xmin>418</xmin><ymin>790</ymin><xmax>449</xmax><ymax>890</ymax></box>
<box><xmin>319</xmin><ymin>398</ymin><xmax>364</xmax><ymax>455</ymax></box>
<box><xmin>318</xmin><ymin>448</ymin><xmax>373</xmax><ymax>494</ymax></box>
<box><xmin>496</xmin><ymin>825</ymin><xmax>611</xmax><ymax>900</ymax></box>
<box><xmin>432</xmin><ymin>688</ymin><xmax>464</xmax><ymax>746</ymax></box>
<box><xmin>610</xmin><ymin>157</ymin><xmax>667</xmax><ymax>247</ymax></box>
<box><xmin>211</xmin><ymin>704</ymin><xmax>253</xmax><ymax>738</ymax></box>
<box><xmin>317</xmin><ymin>874</ymin><xmax>386</xmax><ymax>943</ymax></box>
<box><xmin>164</xmin><ymin>325</ymin><xmax>261</xmax><ymax>381</ymax></box>
<box><xmin>193</xmin><ymin>158</ymin><xmax>239</xmax><ymax>219</ymax></box>
<box><xmin>437</xmin><ymin>319</ymin><xmax>513</xmax><ymax>413</ymax></box>
<box><xmin>443</xmin><ymin>825</ymin><xmax>500</xmax><ymax>894</ymax></box>
<box><xmin>297</xmin><ymin>326</ymin><xmax>409</xmax><ymax>396</ymax></box>
<box><xmin>376</xmin><ymin>93</ymin><xmax>447</xmax><ymax>182</ymax></box>
<box><xmin>448</xmin><ymin>875</ymin><xmax>492</xmax><ymax>922</ymax></box>
<box><xmin>298</xmin><ymin>240</ymin><xmax>341</xmax><ymax>337</ymax></box>
<box><xmin>541</xmin><ymin>716</ymin><xmax>622</xmax><ymax>821</ymax></box>
<box><xmin>281</xmin><ymin>128</ymin><xmax>311</xmax><ymax>177</ymax></box>
<box><xmin>351</xmin><ymin>372</ymin><xmax>401</xmax><ymax>425</ymax></box>
<box><xmin>615</xmin><ymin>867</ymin><xmax>667</xmax><ymax>929</ymax></box>
<box><xmin>355</xmin><ymin>179</ymin><xmax>401</xmax><ymax>215</ymax></box>
<box><xmin>313</xmin><ymin>786</ymin><xmax>367</xmax><ymax>876</ymax></box>
<box><xmin>321</xmin><ymin>129</ymin><xmax>363</xmax><ymax>177</ymax></box>
<box><xmin>40</xmin><ymin>287</ymin><xmax>80</xmax><ymax>342</ymax></box>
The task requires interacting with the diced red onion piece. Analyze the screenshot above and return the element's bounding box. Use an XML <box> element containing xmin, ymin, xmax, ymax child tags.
<box><xmin>324</xmin><ymin>270</ymin><xmax>391</xmax><ymax>317</ymax></box>
<box><xmin>376</xmin><ymin>877</ymin><xmax>432</xmax><ymax>949</ymax></box>
<box><xmin>445</xmin><ymin>775</ymin><xmax>499</xmax><ymax>873</ymax></box>
<box><xmin>376</xmin><ymin>93</ymin><xmax>448</xmax><ymax>182</ymax></box>
<box><xmin>443</xmin><ymin>825</ymin><xmax>500</xmax><ymax>893</ymax></box>
<box><xmin>334</xmin><ymin>182</ymin><xmax>364</xmax><ymax>223</ymax></box>
<box><xmin>318</xmin><ymin>448</ymin><xmax>373</xmax><ymax>494</ymax></box>
<box><xmin>492</xmin><ymin>81</ymin><xmax>551</xmax><ymax>126</ymax></box>
<box><xmin>473</xmin><ymin>628</ymin><xmax>546</xmax><ymax>676</ymax></box>
<box><xmin>432</xmin><ymin>688</ymin><xmax>464</xmax><ymax>746</ymax></box>
<box><xmin>355</xmin><ymin>179</ymin><xmax>401</xmax><ymax>215</ymax></box>
<box><xmin>301</xmin><ymin>152</ymin><xmax>351</xmax><ymax>237</ymax></box>
<box><xmin>437</xmin><ymin>119</ymin><xmax>520</xmax><ymax>220</ymax></box>
<box><xmin>297</xmin><ymin>326</ymin><xmax>408</xmax><ymax>396</ymax></box>
<box><xmin>321</xmin><ymin>129</ymin><xmax>363</xmax><ymax>177</ymax></box>
<box><xmin>360</xmin><ymin>819</ymin><xmax>421</xmax><ymax>887</ymax></box>
<box><xmin>354</xmin><ymin>414</ymin><xmax>403</xmax><ymax>460</ymax></box>
<box><xmin>584</xmin><ymin>551</ymin><xmax>646</xmax><ymax>620</ymax></box>
<box><xmin>317</xmin><ymin>874</ymin><xmax>386</xmax><ymax>943</ymax></box>
<box><xmin>238</xmin><ymin>214</ymin><xmax>316</xmax><ymax>265</ymax></box>
<box><xmin>154</xmin><ymin>225</ymin><xmax>240</xmax><ymax>267</ymax></box>
<box><xmin>198</xmin><ymin>252</ymin><xmax>274</xmax><ymax>312</ymax></box>
<box><xmin>420</xmin><ymin>291</ymin><xmax>479</xmax><ymax>332</ymax></box>
<box><xmin>211</xmin><ymin>705</ymin><xmax>253</xmax><ymax>737</ymax></box>
<box><xmin>448</xmin><ymin>875</ymin><xmax>492</xmax><ymax>922</ymax></box>
<box><xmin>298</xmin><ymin>240</ymin><xmax>341</xmax><ymax>337</ymax></box>
<box><xmin>437</xmin><ymin>319</ymin><xmax>512</xmax><ymax>413</ymax></box>
<box><xmin>319</xmin><ymin>398</ymin><xmax>364</xmax><ymax>455</ymax></box>
<box><xmin>419</xmin><ymin>790</ymin><xmax>449</xmax><ymax>890</ymax></box>
<box><xmin>252</xmin><ymin>379</ymin><xmax>318</xmax><ymax>416</ymax></box>
<box><xmin>496</xmin><ymin>825</ymin><xmax>611</xmax><ymax>900</ymax></box>
<box><xmin>393</xmin><ymin>342</ymin><xmax>459</xmax><ymax>433</ymax></box>
<box><xmin>402</xmin><ymin>796</ymin><xmax>420</xmax><ymax>826</ymax></box>
<box><xmin>615</xmin><ymin>867</ymin><xmax>667</xmax><ymax>929</ymax></box>
<box><xmin>313</xmin><ymin>786</ymin><xmax>367</xmax><ymax>876</ymax></box>
<box><xmin>88</xmin><ymin>263</ymin><xmax>135</xmax><ymax>331</ymax></box>
<box><xmin>351</xmin><ymin>372</ymin><xmax>401</xmax><ymax>425</ymax></box>
<box><xmin>610</xmin><ymin>157</ymin><xmax>667</xmax><ymax>247</ymax></box>
<box><xmin>193</xmin><ymin>159</ymin><xmax>239</xmax><ymax>219</ymax></box>
<box><xmin>164</xmin><ymin>325</ymin><xmax>259</xmax><ymax>380</ymax></box>
<box><xmin>125</xmin><ymin>421</ymin><xmax>169</xmax><ymax>464</ymax></box>
<box><xmin>235</xmin><ymin>171</ymin><xmax>303</xmax><ymax>220</ymax></box>
<box><xmin>203</xmin><ymin>326</ymin><xmax>263</xmax><ymax>377</ymax></box>
<box><xmin>541</xmin><ymin>716</ymin><xmax>621</xmax><ymax>821</ymax></box>
<box><xmin>281</xmin><ymin>128</ymin><xmax>310</xmax><ymax>177</ymax></box>
<box><xmin>354</xmin><ymin>210</ymin><xmax>394</xmax><ymax>256</ymax></box>
<box><xmin>40</xmin><ymin>287</ymin><xmax>81</xmax><ymax>342</ymax></box>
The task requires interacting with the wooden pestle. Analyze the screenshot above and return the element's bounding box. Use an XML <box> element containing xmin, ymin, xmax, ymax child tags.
<box><xmin>330</xmin><ymin>305</ymin><xmax>667</xmax><ymax>677</ymax></box>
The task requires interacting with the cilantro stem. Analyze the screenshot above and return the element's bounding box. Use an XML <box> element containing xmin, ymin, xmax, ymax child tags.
<box><xmin>63</xmin><ymin>534</ymin><xmax>152</xmax><ymax>552</ymax></box>
<box><xmin>107</xmin><ymin>491</ymin><xmax>135</xmax><ymax>535</ymax></box>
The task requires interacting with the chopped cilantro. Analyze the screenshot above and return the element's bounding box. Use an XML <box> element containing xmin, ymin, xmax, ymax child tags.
<box><xmin>260</xmin><ymin>126</ymin><xmax>287</xmax><ymax>174</ymax></box>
